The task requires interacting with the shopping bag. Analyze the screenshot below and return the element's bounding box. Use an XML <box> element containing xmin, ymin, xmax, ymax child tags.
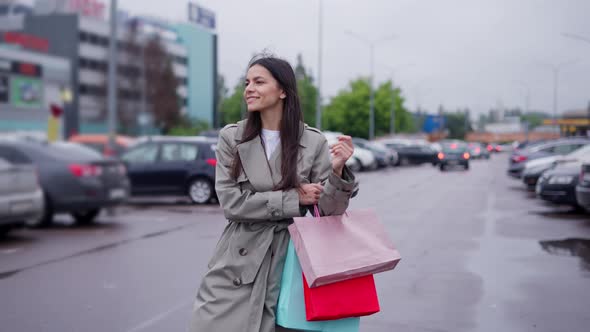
<box><xmin>276</xmin><ymin>241</ymin><xmax>360</xmax><ymax>331</ymax></box>
<box><xmin>289</xmin><ymin>206</ymin><xmax>401</xmax><ymax>288</ymax></box>
<box><xmin>303</xmin><ymin>272</ymin><xmax>380</xmax><ymax>321</ymax></box>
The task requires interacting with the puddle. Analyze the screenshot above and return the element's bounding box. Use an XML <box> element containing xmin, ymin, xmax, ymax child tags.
<box><xmin>539</xmin><ymin>238</ymin><xmax>590</xmax><ymax>272</ymax></box>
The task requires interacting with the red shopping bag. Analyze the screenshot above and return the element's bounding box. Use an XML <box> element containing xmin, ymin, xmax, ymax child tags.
<box><xmin>303</xmin><ymin>272</ymin><xmax>380</xmax><ymax>321</ymax></box>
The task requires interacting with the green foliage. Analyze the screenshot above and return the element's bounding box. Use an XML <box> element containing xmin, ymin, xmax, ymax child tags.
<box><xmin>322</xmin><ymin>78</ymin><xmax>413</xmax><ymax>138</ymax></box>
<box><xmin>168</xmin><ymin>116</ymin><xmax>210</xmax><ymax>136</ymax></box>
<box><xmin>443</xmin><ymin>110</ymin><xmax>472</xmax><ymax>139</ymax></box>
<box><xmin>295</xmin><ymin>54</ymin><xmax>319</xmax><ymax>127</ymax></box>
<box><xmin>521</xmin><ymin>112</ymin><xmax>546</xmax><ymax>129</ymax></box>
<box><xmin>220</xmin><ymin>77</ymin><xmax>245</xmax><ymax>126</ymax></box>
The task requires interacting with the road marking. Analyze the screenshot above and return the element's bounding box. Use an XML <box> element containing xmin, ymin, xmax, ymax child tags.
<box><xmin>1</xmin><ymin>248</ymin><xmax>22</xmax><ymax>254</ymax></box>
<box><xmin>124</xmin><ymin>301</ymin><xmax>191</xmax><ymax>332</ymax></box>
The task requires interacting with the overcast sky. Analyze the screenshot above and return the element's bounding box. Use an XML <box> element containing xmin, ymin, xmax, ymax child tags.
<box><xmin>98</xmin><ymin>1</ymin><xmax>590</xmax><ymax>116</ymax></box>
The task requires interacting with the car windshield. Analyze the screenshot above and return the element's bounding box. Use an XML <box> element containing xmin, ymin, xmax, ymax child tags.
<box><xmin>24</xmin><ymin>142</ymin><xmax>103</xmax><ymax>162</ymax></box>
<box><xmin>441</xmin><ymin>142</ymin><xmax>468</xmax><ymax>152</ymax></box>
<box><xmin>566</xmin><ymin>144</ymin><xmax>590</xmax><ymax>158</ymax></box>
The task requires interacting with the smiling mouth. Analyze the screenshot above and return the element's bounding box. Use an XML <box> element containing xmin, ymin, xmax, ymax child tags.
<box><xmin>246</xmin><ymin>97</ymin><xmax>259</xmax><ymax>103</ymax></box>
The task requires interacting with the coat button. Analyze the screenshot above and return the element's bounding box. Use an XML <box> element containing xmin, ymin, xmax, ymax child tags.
<box><xmin>239</xmin><ymin>248</ymin><xmax>248</xmax><ymax>256</ymax></box>
<box><xmin>233</xmin><ymin>278</ymin><xmax>242</xmax><ymax>287</ymax></box>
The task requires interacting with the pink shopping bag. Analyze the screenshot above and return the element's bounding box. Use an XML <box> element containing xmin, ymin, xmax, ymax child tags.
<box><xmin>289</xmin><ymin>207</ymin><xmax>401</xmax><ymax>288</ymax></box>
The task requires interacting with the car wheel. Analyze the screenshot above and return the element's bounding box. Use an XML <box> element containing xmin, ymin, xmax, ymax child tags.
<box><xmin>349</xmin><ymin>158</ymin><xmax>362</xmax><ymax>173</ymax></box>
<box><xmin>439</xmin><ymin>164</ymin><xmax>445</xmax><ymax>171</ymax></box>
<box><xmin>72</xmin><ymin>209</ymin><xmax>101</xmax><ymax>225</ymax></box>
<box><xmin>0</xmin><ymin>226</ymin><xmax>11</xmax><ymax>236</ymax></box>
<box><xmin>188</xmin><ymin>178</ymin><xmax>213</xmax><ymax>204</ymax></box>
<box><xmin>465</xmin><ymin>163</ymin><xmax>470</xmax><ymax>170</ymax></box>
<box><xmin>33</xmin><ymin>193</ymin><xmax>54</xmax><ymax>228</ymax></box>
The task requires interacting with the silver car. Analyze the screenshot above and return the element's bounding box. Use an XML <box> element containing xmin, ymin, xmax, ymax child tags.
<box><xmin>0</xmin><ymin>157</ymin><xmax>44</xmax><ymax>235</ymax></box>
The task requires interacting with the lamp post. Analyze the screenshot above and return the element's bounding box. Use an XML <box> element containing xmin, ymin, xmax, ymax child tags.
<box><xmin>382</xmin><ymin>63</ymin><xmax>414</xmax><ymax>135</ymax></box>
<box><xmin>316</xmin><ymin>0</ymin><xmax>323</xmax><ymax>130</ymax></box>
<box><xmin>538</xmin><ymin>60</ymin><xmax>578</xmax><ymax>126</ymax></box>
<box><xmin>345</xmin><ymin>31</ymin><xmax>396</xmax><ymax>139</ymax></box>
<box><xmin>107</xmin><ymin>0</ymin><xmax>119</xmax><ymax>151</ymax></box>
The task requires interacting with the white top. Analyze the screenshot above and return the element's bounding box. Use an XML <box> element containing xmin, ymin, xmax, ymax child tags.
<box><xmin>261</xmin><ymin>129</ymin><xmax>281</xmax><ymax>160</ymax></box>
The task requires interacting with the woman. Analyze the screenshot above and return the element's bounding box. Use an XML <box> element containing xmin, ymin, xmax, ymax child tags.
<box><xmin>191</xmin><ymin>55</ymin><xmax>358</xmax><ymax>332</ymax></box>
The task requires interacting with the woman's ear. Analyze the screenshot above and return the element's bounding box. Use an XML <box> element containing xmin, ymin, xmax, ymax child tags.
<box><xmin>280</xmin><ymin>91</ymin><xmax>286</xmax><ymax>99</ymax></box>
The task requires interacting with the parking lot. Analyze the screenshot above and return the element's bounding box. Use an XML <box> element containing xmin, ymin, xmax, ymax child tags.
<box><xmin>1</xmin><ymin>153</ymin><xmax>589</xmax><ymax>332</ymax></box>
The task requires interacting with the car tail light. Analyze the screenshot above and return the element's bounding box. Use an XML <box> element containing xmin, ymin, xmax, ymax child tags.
<box><xmin>495</xmin><ymin>146</ymin><xmax>502</xmax><ymax>152</ymax></box>
<box><xmin>487</xmin><ymin>145</ymin><xmax>493</xmax><ymax>151</ymax></box>
<box><xmin>463</xmin><ymin>152</ymin><xmax>470</xmax><ymax>159</ymax></box>
<box><xmin>69</xmin><ymin>164</ymin><xmax>102</xmax><ymax>177</ymax></box>
<box><xmin>438</xmin><ymin>152</ymin><xmax>445</xmax><ymax>160</ymax></box>
<box><xmin>512</xmin><ymin>155</ymin><xmax>527</xmax><ymax>163</ymax></box>
<box><xmin>206</xmin><ymin>158</ymin><xmax>217</xmax><ymax>167</ymax></box>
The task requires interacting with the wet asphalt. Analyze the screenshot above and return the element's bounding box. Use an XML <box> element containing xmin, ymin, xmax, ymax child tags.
<box><xmin>0</xmin><ymin>153</ymin><xmax>589</xmax><ymax>332</ymax></box>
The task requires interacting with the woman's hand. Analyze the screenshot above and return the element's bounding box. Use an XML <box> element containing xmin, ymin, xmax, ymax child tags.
<box><xmin>298</xmin><ymin>183</ymin><xmax>324</xmax><ymax>205</ymax></box>
<box><xmin>330</xmin><ymin>135</ymin><xmax>354</xmax><ymax>176</ymax></box>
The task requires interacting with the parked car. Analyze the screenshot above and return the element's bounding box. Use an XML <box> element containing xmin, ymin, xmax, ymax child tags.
<box><xmin>536</xmin><ymin>158</ymin><xmax>590</xmax><ymax>208</ymax></box>
<box><xmin>575</xmin><ymin>163</ymin><xmax>590</xmax><ymax>212</ymax></box>
<box><xmin>438</xmin><ymin>141</ymin><xmax>470</xmax><ymax>171</ymax></box>
<box><xmin>69</xmin><ymin>134</ymin><xmax>136</xmax><ymax>157</ymax></box>
<box><xmin>0</xmin><ymin>157</ymin><xmax>44</xmax><ymax>234</ymax></box>
<box><xmin>324</xmin><ymin>132</ymin><xmax>376</xmax><ymax>172</ymax></box>
<box><xmin>522</xmin><ymin>144</ymin><xmax>590</xmax><ymax>189</ymax></box>
<box><xmin>0</xmin><ymin>140</ymin><xmax>129</xmax><ymax>226</ymax></box>
<box><xmin>508</xmin><ymin>138</ymin><xmax>590</xmax><ymax>178</ymax></box>
<box><xmin>467</xmin><ymin>142</ymin><xmax>490</xmax><ymax>159</ymax></box>
<box><xmin>382</xmin><ymin>141</ymin><xmax>437</xmax><ymax>166</ymax></box>
<box><xmin>352</xmin><ymin>138</ymin><xmax>397</xmax><ymax>168</ymax></box>
<box><xmin>121</xmin><ymin>136</ymin><xmax>218</xmax><ymax>204</ymax></box>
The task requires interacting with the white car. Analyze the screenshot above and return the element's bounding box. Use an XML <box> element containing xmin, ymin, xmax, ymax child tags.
<box><xmin>323</xmin><ymin>132</ymin><xmax>376</xmax><ymax>172</ymax></box>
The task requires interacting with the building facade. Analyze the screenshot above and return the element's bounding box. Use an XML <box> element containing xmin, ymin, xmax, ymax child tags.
<box><xmin>0</xmin><ymin>0</ymin><xmax>217</xmax><ymax>137</ymax></box>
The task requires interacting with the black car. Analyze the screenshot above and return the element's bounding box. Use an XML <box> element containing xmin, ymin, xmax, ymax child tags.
<box><xmin>384</xmin><ymin>142</ymin><xmax>437</xmax><ymax>166</ymax></box>
<box><xmin>121</xmin><ymin>136</ymin><xmax>217</xmax><ymax>204</ymax></box>
<box><xmin>0</xmin><ymin>140</ymin><xmax>129</xmax><ymax>226</ymax></box>
<box><xmin>438</xmin><ymin>142</ymin><xmax>470</xmax><ymax>171</ymax></box>
<box><xmin>352</xmin><ymin>138</ymin><xmax>395</xmax><ymax>168</ymax></box>
<box><xmin>576</xmin><ymin>163</ymin><xmax>590</xmax><ymax>212</ymax></box>
<box><xmin>536</xmin><ymin>162</ymin><xmax>583</xmax><ymax>207</ymax></box>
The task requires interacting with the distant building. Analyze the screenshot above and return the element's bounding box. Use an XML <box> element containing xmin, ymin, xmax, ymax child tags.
<box><xmin>0</xmin><ymin>0</ymin><xmax>217</xmax><ymax>136</ymax></box>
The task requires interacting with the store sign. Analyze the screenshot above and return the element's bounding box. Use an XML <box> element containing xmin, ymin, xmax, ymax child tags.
<box><xmin>3</xmin><ymin>32</ymin><xmax>49</xmax><ymax>53</ymax></box>
<box><xmin>11</xmin><ymin>61</ymin><xmax>42</xmax><ymax>78</ymax></box>
<box><xmin>68</xmin><ymin>0</ymin><xmax>105</xmax><ymax>19</ymax></box>
<box><xmin>188</xmin><ymin>2</ymin><xmax>216</xmax><ymax>30</ymax></box>
<box><xmin>0</xmin><ymin>76</ymin><xmax>9</xmax><ymax>103</ymax></box>
<box><xmin>10</xmin><ymin>76</ymin><xmax>43</xmax><ymax>108</ymax></box>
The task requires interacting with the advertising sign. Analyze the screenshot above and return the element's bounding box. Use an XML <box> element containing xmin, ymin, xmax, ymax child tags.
<box><xmin>188</xmin><ymin>2</ymin><xmax>216</xmax><ymax>29</ymax></box>
<box><xmin>10</xmin><ymin>76</ymin><xmax>43</xmax><ymax>108</ymax></box>
<box><xmin>0</xmin><ymin>75</ymin><xmax>8</xmax><ymax>103</ymax></box>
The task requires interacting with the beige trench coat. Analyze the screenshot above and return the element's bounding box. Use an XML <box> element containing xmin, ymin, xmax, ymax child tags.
<box><xmin>190</xmin><ymin>120</ymin><xmax>358</xmax><ymax>332</ymax></box>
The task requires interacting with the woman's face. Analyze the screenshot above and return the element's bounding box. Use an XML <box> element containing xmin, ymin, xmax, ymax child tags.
<box><xmin>244</xmin><ymin>64</ymin><xmax>286</xmax><ymax>112</ymax></box>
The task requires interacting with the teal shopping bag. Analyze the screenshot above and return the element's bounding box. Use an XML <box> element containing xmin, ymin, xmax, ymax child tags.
<box><xmin>276</xmin><ymin>241</ymin><xmax>360</xmax><ymax>332</ymax></box>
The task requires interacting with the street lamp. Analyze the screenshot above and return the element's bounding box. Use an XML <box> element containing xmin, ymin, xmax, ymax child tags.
<box><xmin>381</xmin><ymin>63</ymin><xmax>414</xmax><ymax>135</ymax></box>
<box><xmin>537</xmin><ymin>60</ymin><xmax>578</xmax><ymax>125</ymax></box>
<box><xmin>345</xmin><ymin>30</ymin><xmax>396</xmax><ymax>140</ymax></box>
<box><xmin>107</xmin><ymin>0</ymin><xmax>119</xmax><ymax>151</ymax></box>
<box><xmin>316</xmin><ymin>0</ymin><xmax>323</xmax><ymax>130</ymax></box>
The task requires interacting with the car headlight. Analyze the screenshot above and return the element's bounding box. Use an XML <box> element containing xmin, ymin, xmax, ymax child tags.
<box><xmin>548</xmin><ymin>175</ymin><xmax>574</xmax><ymax>185</ymax></box>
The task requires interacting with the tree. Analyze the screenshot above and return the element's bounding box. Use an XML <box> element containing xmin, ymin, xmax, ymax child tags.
<box><xmin>144</xmin><ymin>35</ymin><xmax>180</xmax><ymax>133</ymax></box>
<box><xmin>220</xmin><ymin>77</ymin><xmax>245</xmax><ymax>126</ymax></box>
<box><xmin>294</xmin><ymin>54</ymin><xmax>319</xmax><ymax>127</ymax></box>
<box><xmin>215</xmin><ymin>74</ymin><xmax>229</xmax><ymax>128</ymax></box>
<box><xmin>322</xmin><ymin>78</ymin><xmax>413</xmax><ymax>138</ymax></box>
<box><xmin>443</xmin><ymin>110</ymin><xmax>473</xmax><ymax>139</ymax></box>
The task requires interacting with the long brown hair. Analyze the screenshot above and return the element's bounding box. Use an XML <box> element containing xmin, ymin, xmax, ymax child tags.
<box><xmin>230</xmin><ymin>55</ymin><xmax>303</xmax><ymax>190</ymax></box>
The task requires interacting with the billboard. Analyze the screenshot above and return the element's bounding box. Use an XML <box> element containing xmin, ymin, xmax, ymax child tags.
<box><xmin>422</xmin><ymin>114</ymin><xmax>445</xmax><ymax>133</ymax></box>
<box><xmin>188</xmin><ymin>2</ymin><xmax>216</xmax><ymax>30</ymax></box>
<box><xmin>10</xmin><ymin>76</ymin><xmax>43</xmax><ymax>108</ymax></box>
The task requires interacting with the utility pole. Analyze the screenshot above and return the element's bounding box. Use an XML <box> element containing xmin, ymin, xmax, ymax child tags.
<box><xmin>315</xmin><ymin>0</ymin><xmax>323</xmax><ymax>130</ymax></box>
<box><xmin>107</xmin><ymin>0</ymin><xmax>118</xmax><ymax>150</ymax></box>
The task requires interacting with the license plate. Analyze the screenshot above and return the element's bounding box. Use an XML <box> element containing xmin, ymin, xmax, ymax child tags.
<box><xmin>447</xmin><ymin>160</ymin><xmax>458</xmax><ymax>165</ymax></box>
<box><xmin>109</xmin><ymin>188</ymin><xmax>126</xmax><ymax>199</ymax></box>
<box><xmin>10</xmin><ymin>201</ymin><xmax>33</xmax><ymax>214</ymax></box>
